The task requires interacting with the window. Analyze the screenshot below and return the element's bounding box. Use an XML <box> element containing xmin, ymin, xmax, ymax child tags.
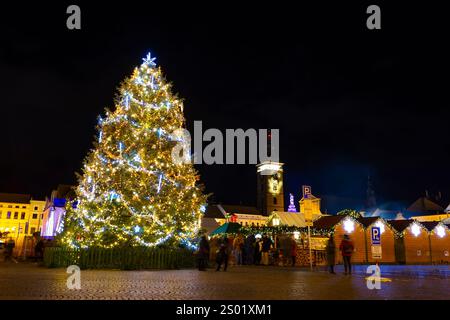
<box><xmin>0</xmin><ymin>211</ymin><xmax>2</xmax><ymax>219</ymax></box>
<box><xmin>7</xmin><ymin>211</ymin><xmax>11</xmax><ymax>219</ymax></box>
<box><xmin>34</xmin><ymin>206</ymin><xmax>38</xmax><ymax>211</ymax></box>
<box><xmin>32</xmin><ymin>214</ymin><xmax>38</xmax><ymax>219</ymax></box>
<box><xmin>14</xmin><ymin>212</ymin><xmax>19</xmax><ymax>219</ymax></box>
<box><xmin>30</xmin><ymin>227</ymin><xmax>36</xmax><ymax>235</ymax></box>
<box><xmin>22</xmin><ymin>206</ymin><xmax>26</xmax><ymax>209</ymax></box>
<box><xmin>8</xmin><ymin>205</ymin><xmax>12</xmax><ymax>208</ymax></box>
<box><xmin>15</xmin><ymin>205</ymin><xmax>19</xmax><ymax>208</ymax></box>
<box><xmin>21</xmin><ymin>212</ymin><xmax>26</xmax><ymax>220</ymax></box>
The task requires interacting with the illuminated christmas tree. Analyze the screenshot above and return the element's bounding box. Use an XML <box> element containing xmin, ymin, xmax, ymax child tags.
<box><xmin>59</xmin><ymin>53</ymin><xmax>207</xmax><ymax>248</ymax></box>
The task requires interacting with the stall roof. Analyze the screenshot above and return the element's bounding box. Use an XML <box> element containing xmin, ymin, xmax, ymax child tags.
<box><xmin>272</xmin><ymin>212</ymin><xmax>306</xmax><ymax>227</ymax></box>
<box><xmin>387</xmin><ymin>219</ymin><xmax>415</xmax><ymax>233</ymax></box>
<box><xmin>420</xmin><ymin>221</ymin><xmax>440</xmax><ymax>232</ymax></box>
<box><xmin>313</xmin><ymin>215</ymin><xmax>347</xmax><ymax>229</ymax></box>
<box><xmin>357</xmin><ymin>217</ymin><xmax>380</xmax><ymax>228</ymax></box>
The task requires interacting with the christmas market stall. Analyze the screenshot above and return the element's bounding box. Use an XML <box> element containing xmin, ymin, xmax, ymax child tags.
<box><xmin>420</xmin><ymin>221</ymin><xmax>449</xmax><ymax>263</ymax></box>
<box><xmin>388</xmin><ymin>220</ymin><xmax>430</xmax><ymax>264</ymax></box>
<box><xmin>313</xmin><ymin>215</ymin><xmax>366</xmax><ymax>264</ymax></box>
<box><xmin>357</xmin><ymin>217</ymin><xmax>396</xmax><ymax>263</ymax></box>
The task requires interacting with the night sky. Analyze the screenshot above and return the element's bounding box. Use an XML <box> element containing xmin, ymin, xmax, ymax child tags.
<box><xmin>1</xmin><ymin>2</ymin><xmax>448</xmax><ymax>210</ymax></box>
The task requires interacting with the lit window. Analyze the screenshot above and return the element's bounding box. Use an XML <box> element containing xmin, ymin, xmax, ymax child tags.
<box><xmin>343</xmin><ymin>218</ymin><xmax>355</xmax><ymax>233</ymax></box>
<box><xmin>411</xmin><ymin>223</ymin><xmax>421</xmax><ymax>237</ymax></box>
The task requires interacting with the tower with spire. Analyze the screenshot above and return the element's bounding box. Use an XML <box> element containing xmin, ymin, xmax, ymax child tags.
<box><xmin>366</xmin><ymin>174</ymin><xmax>377</xmax><ymax>209</ymax></box>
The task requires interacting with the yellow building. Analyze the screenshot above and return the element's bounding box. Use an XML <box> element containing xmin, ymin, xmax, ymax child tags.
<box><xmin>0</xmin><ymin>193</ymin><xmax>46</xmax><ymax>254</ymax></box>
<box><xmin>299</xmin><ymin>186</ymin><xmax>323</xmax><ymax>223</ymax></box>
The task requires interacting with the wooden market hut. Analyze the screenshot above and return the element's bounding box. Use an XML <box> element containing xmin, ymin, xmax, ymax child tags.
<box><xmin>313</xmin><ymin>215</ymin><xmax>366</xmax><ymax>264</ymax></box>
<box><xmin>388</xmin><ymin>220</ymin><xmax>430</xmax><ymax>264</ymax></box>
<box><xmin>420</xmin><ymin>221</ymin><xmax>450</xmax><ymax>263</ymax></box>
<box><xmin>357</xmin><ymin>217</ymin><xmax>396</xmax><ymax>263</ymax></box>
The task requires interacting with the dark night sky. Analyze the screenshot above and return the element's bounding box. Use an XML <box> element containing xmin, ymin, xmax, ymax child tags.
<box><xmin>1</xmin><ymin>2</ymin><xmax>449</xmax><ymax>210</ymax></box>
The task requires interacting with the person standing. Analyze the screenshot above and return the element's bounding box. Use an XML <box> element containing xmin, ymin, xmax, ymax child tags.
<box><xmin>326</xmin><ymin>235</ymin><xmax>336</xmax><ymax>274</ymax></box>
<box><xmin>254</xmin><ymin>238</ymin><xmax>262</xmax><ymax>265</ymax></box>
<box><xmin>198</xmin><ymin>235</ymin><xmax>210</xmax><ymax>271</ymax></box>
<box><xmin>244</xmin><ymin>234</ymin><xmax>254</xmax><ymax>265</ymax></box>
<box><xmin>233</xmin><ymin>234</ymin><xmax>243</xmax><ymax>266</ymax></box>
<box><xmin>5</xmin><ymin>238</ymin><xmax>16</xmax><ymax>263</ymax></box>
<box><xmin>216</xmin><ymin>236</ymin><xmax>230</xmax><ymax>271</ymax></box>
<box><xmin>339</xmin><ymin>234</ymin><xmax>354</xmax><ymax>275</ymax></box>
<box><xmin>290</xmin><ymin>238</ymin><xmax>297</xmax><ymax>267</ymax></box>
<box><xmin>261</xmin><ymin>235</ymin><xmax>272</xmax><ymax>266</ymax></box>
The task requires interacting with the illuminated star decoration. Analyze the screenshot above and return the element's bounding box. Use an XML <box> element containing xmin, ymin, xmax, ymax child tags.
<box><xmin>142</xmin><ymin>52</ymin><xmax>157</xmax><ymax>67</ymax></box>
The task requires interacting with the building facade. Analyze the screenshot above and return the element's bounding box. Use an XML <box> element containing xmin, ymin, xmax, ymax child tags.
<box><xmin>0</xmin><ymin>193</ymin><xmax>45</xmax><ymax>255</ymax></box>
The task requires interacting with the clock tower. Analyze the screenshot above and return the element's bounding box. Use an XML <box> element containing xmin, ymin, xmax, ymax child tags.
<box><xmin>256</xmin><ymin>161</ymin><xmax>285</xmax><ymax>215</ymax></box>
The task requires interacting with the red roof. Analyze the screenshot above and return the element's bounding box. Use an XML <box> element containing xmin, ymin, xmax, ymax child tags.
<box><xmin>420</xmin><ymin>221</ymin><xmax>440</xmax><ymax>232</ymax></box>
<box><xmin>0</xmin><ymin>193</ymin><xmax>31</xmax><ymax>204</ymax></box>
<box><xmin>387</xmin><ymin>219</ymin><xmax>415</xmax><ymax>233</ymax></box>
<box><xmin>313</xmin><ymin>215</ymin><xmax>346</xmax><ymax>229</ymax></box>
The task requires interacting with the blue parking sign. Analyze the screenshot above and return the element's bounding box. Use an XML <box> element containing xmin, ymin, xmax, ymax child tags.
<box><xmin>371</xmin><ymin>226</ymin><xmax>381</xmax><ymax>245</ymax></box>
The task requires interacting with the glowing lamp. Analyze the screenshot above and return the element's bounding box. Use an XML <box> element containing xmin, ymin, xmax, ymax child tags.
<box><xmin>435</xmin><ymin>225</ymin><xmax>445</xmax><ymax>238</ymax></box>
<box><xmin>375</xmin><ymin>220</ymin><xmax>385</xmax><ymax>234</ymax></box>
<box><xmin>293</xmin><ymin>231</ymin><xmax>300</xmax><ymax>240</ymax></box>
<box><xmin>272</xmin><ymin>218</ymin><xmax>280</xmax><ymax>226</ymax></box>
<box><xmin>411</xmin><ymin>223</ymin><xmax>421</xmax><ymax>237</ymax></box>
<box><xmin>255</xmin><ymin>234</ymin><xmax>262</xmax><ymax>239</ymax></box>
<box><xmin>343</xmin><ymin>218</ymin><xmax>355</xmax><ymax>233</ymax></box>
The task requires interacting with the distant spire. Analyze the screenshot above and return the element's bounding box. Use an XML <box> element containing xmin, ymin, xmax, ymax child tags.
<box><xmin>287</xmin><ymin>193</ymin><xmax>297</xmax><ymax>212</ymax></box>
<box><xmin>366</xmin><ymin>174</ymin><xmax>376</xmax><ymax>208</ymax></box>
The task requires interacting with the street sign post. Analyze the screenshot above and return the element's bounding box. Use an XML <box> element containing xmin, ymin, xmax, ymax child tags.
<box><xmin>371</xmin><ymin>226</ymin><xmax>382</xmax><ymax>259</ymax></box>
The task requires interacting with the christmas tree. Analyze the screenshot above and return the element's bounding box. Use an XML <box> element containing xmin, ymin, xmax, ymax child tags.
<box><xmin>59</xmin><ymin>53</ymin><xmax>207</xmax><ymax>249</ymax></box>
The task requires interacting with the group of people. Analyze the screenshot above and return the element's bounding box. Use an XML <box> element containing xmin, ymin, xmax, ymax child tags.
<box><xmin>0</xmin><ymin>236</ymin><xmax>46</xmax><ymax>263</ymax></box>
<box><xmin>326</xmin><ymin>234</ymin><xmax>355</xmax><ymax>275</ymax></box>
<box><xmin>198</xmin><ymin>232</ymin><xmax>355</xmax><ymax>274</ymax></box>
<box><xmin>197</xmin><ymin>233</ymin><xmax>300</xmax><ymax>271</ymax></box>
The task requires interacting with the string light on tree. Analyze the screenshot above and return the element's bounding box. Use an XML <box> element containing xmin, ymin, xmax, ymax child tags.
<box><xmin>58</xmin><ymin>52</ymin><xmax>208</xmax><ymax>249</ymax></box>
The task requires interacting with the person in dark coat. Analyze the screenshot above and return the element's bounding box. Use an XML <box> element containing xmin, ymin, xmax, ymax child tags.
<box><xmin>35</xmin><ymin>238</ymin><xmax>45</xmax><ymax>261</ymax></box>
<box><xmin>326</xmin><ymin>235</ymin><xmax>336</xmax><ymax>274</ymax></box>
<box><xmin>261</xmin><ymin>235</ymin><xmax>273</xmax><ymax>265</ymax></box>
<box><xmin>5</xmin><ymin>238</ymin><xmax>16</xmax><ymax>262</ymax></box>
<box><xmin>216</xmin><ymin>236</ymin><xmax>230</xmax><ymax>271</ymax></box>
<box><xmin>290</xmin><ymin>238</ymin><xmax>297</xmax><ymax>267</ymax></box>
<box><xmin>339</xmin><ymin>234</ymin><xmax>354</xmax><ymax>275</ymax></box>
<box><xmin>254</xmin><ymin>238</ymin><xmax>262</xmax><ymax>265</ymax></box>
<box><xmin>198</xmin><ymin>235</ymin><xmax>210</xmax><ymax>271</ymax></box>
<box><xmin>244</xmin><ymin>234</ymin><xmax>255</xmax><ymax>265</ymax></box>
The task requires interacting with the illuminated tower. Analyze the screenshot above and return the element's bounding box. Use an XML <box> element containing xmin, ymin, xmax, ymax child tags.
<box><xmin>287</xmin><ymin>193</ymin><xmax>297</xmax><ymax>212</ymax></box>
<box><xmin>256</xmin><ymin>161</ymin><xmax>285</xmax><ymax>215</ymax></box>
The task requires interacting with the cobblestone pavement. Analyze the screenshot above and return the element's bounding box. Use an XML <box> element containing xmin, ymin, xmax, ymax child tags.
<box><xmin>0</xmin><ymin>262</ymin><xmax>448</xmax><ymax>300</ymax></box>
